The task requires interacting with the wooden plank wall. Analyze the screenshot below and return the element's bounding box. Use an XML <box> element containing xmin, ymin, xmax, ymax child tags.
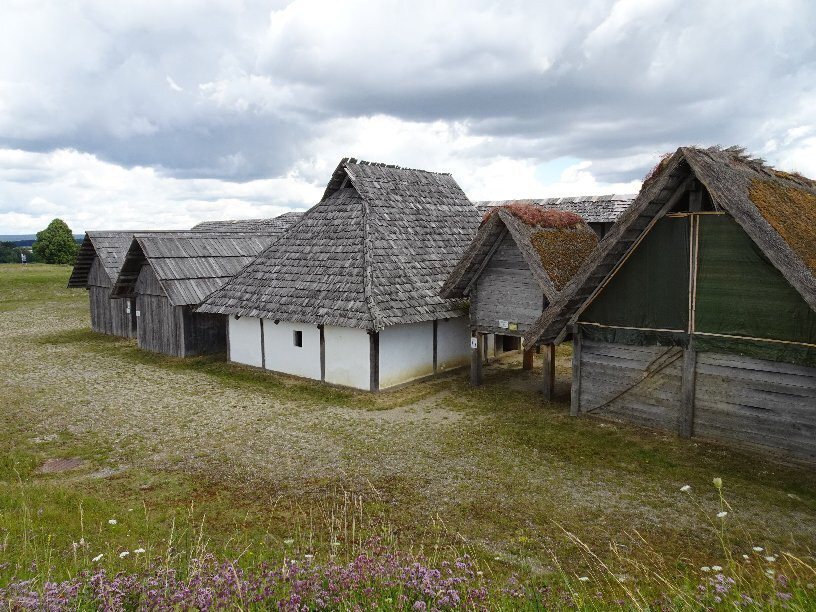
<box><xmin>136</xmin><ymin>293</ymin><xmax>185</xmax><ymax>356</ymax></box>
<box><xmin>182</xmin><ymin>310</ymin><xmax>227</xmax><ymax>356</ymax></box>
<box><xmin>472</xmin><ymin>235</ymin><xmax>542</xmax><ymax>334</ymax></box>
<box><xmin>578</xmin><ymin>340</ymin><xmax>683</xmax><ymax>430</ymax></box>
<box><xmin>694</xmin><ymin>352</ymin><xmax>816</xmax><ymax>461</ymax></box>
<box><xmin>88</xmin><ymin>257</ymin><xmax>132</xmax><ymax>337</ymax></box>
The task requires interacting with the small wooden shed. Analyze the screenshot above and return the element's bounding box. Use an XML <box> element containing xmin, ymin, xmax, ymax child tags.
<box><xmin>441</xmin><ymin>205</ymin><xmax>598</xmax><ymax>397</ymax></box>
<box><xmin>68</xmin><ymin>231</ymin><xmax>142</xmax><ymax>337</ymax></box>
<box><xmin>111</xmin><ymin>232</ymin><xmax>275</xmax><ymax>357</ymax></box>
<box><xmin>528</xmin><ymin>146</ymin><xmax>816</xmax><ymax>462</ymax></box>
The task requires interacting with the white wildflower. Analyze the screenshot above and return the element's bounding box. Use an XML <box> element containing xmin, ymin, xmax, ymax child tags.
<box><xmin>578</xmin><ymin>576</ymin><xmax>590</xmax><ymax>582</ymax></box>
<box><xmin>119</xmin><ymin>551</ymin><xmax>129</xmax><ymax>558</ymax></box>
<box><xmin>108</xmin><ymin>519</ymin><xmax>117</xmax><ymax>525</ymax></box>
<box><xmin>701</xmin><ymin>566</ymin><xmax>711</xmax><ymax>572</ymax></box>
<box><xmin>134</xmin><ymin>548</ymin><xmax>146</xmax><ymax>554</ymax></box>
<box><xmin>680</xmin><ymin>485</ymin><xmax>691</xmax><ymax>492</ymax></box>
<box><xmin>752</xmin><ymin>546</ymin><xmax>763</xmax><ymax>552</ymax></box>
<box><xmin>712</xmin><ymin>565</ymin><xmax>723</xmax><ymax>571</ymax></box>
<box><xmin>742</xmin><ymin>555</ymin><xmax>749</xmax><ymax>560</ymax></box>
<box><xmin>712</xmin><ymin>477</ymin><xmax>723</xmax><ymax>490</ymax></box>
<box><xmin>283</xmin><ymin>538</ymin><xmax>294</xmax><ymax>546</ymax></box>
<box><xmin>765</xmin><ymin>556</ymin><xmax>776</xmax><ymax>562</ymax></box>
<box><xmin>717</xmin><ymin>511</ymin><xmax>728</xmax><ymax>518</ymax></box>
<box><xmin>304</xmin><ymin>554</ymin><xmax>314</xmax><ymax>561</ymax></box>
<box><xmin>79</xmin><ymin>537</ymin><xmax>86</xmax><ymax>546</ymax></box>
<box><xmin>766</xmin><ymin>569</ymin><xmax>775</xmax><ymax>576</ymax></box>
<box><xmin>92</xmin><ymin>554</ymin><xmax>103</xmax><ymax>562</ymax></box>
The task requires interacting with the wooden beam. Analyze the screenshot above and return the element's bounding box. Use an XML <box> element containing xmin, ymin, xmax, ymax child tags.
<box><xmin>679</xmin><ymin>347</ymin><xmax>697</xmax><ymax>438</ymax></box>
<box><xmin>260</xmin><ymin>318</ymin><xmax>266</xmax><ymax>369</ymax></box>
<box><xmin>470</xmin><ymin>332</ymin><xmax>483</xmax><ymax>386</ymax></box>
<box><xmin>369</xmin><ymin>331</ymin><xmax>380</xmax><ymax>392</ymax></box>
<box><xmin>542</xmin><ymin>343</ymin><xmax>555</xmax><ymax>401</ymax></box>
<box><xmin>570</xmin><ymin>329</ymin><xmax>582</xmax><ymax>416</ymax></box>
<box><xmin>319</xmin><ymin>324</ymin><xmax>325</xmax><ymax>382</ymax></box>
<box><xmin>522</xmin><ymin>347</ymin><xmax>534</xmax><ymax>370</ymax></box>
<box><xmin>432</xmin><ymin>319</ymin><xmax>438</xmax><ymax>374</ymax></box>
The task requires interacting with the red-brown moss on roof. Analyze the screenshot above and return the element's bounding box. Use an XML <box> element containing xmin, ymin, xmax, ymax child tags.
<box><xmin>641</xmin><ymin>152</ymin><xmax>673</xmax><ymax>189</ymax></box>
<box><xmin>749</xmin><ymin>177</ymin><xmax>816</xmax><ymax>276</ymax></box>
<box><xmin>482</xmin><ymin>203</ymin><xmax>584</xmax><ymax>228</ymax></box>
<box><xmin>531</xmin><ymin>225</ymin><xmax>598</xmax><ymax>291</ymax></box>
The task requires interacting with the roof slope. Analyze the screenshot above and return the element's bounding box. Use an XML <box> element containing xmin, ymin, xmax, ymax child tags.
<box><xmin>441</xmin><ymin>206</ymin><xmax>598</xmax><ymax>301</ymax></box>
<box><xmin>526</xmin><ymin>145</ymin><xmax>816</xmax><ymax>346</ymax></box>
<box><xmin>197</xmin><ymin>159</ymin><xmax>482</xmax><ymax>329</ymax></box>
<box><xmin>474</xmin><ymin>194</ymin><xmax>635</xmax><ymax>223</ymax></box>
<box><xmin>112</xmin><ymin>232</ymin><xmax>275</xmax><ymax>306</ymax></box>
<box><xmin>68</xmin><ymin>231</ymin><xmax>147</xmax><ymax>288</ymax></box>
<box><xmin>191</xmin><ymin>212</ymin><xmax>304</xmax><ymax>233</ymax></box>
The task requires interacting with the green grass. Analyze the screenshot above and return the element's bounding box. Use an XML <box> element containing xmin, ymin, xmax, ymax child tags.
<box><xmin>1</xmin><ymin>264</ymin><xmax>815</xmax><ymax>607</ymax></box>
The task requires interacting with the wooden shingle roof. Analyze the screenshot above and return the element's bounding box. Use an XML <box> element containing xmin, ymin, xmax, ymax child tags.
<box><xmin>68</xmin><ymin>231</ymin><xmax>149</xmax><ymax>288</ymax></box>
<box><xmin>525</xmin><ymin>146</ymin><xmax>816</xmax><ymax>346</ymax></box>
<box><xmin>197</xmin><ymin>159</ymin><xmax>482</xmax><ymax>329</ymax></box>
<box><xmin>111</xmin><ymin>232</ymin><xmax>275</xmax><ymax>307</ymax></box>
<box><xmin>190</xmin><ymin>212</ymin><xmax>304</xmax><ymax>233</ymax></box>
<box><xmin>474</xmin><ymin>194</ymin><xmax>635</xmax><ymax>224</ymax></box>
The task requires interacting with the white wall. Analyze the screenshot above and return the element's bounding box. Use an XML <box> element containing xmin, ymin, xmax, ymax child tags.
<box><xmin>437</xmin><ymin>316</ymin><xmax>471</xmax><ymax>371</ymax></box>
<box><xmin>263</xmin><ymin>320</ymin><xmax>321</xmax><ymax>381</ymax></box>
<box><xmin>324</xmin><ymin>325</ymin><xmax>370</xmax><ymax>390</ymax></box>
<box><xmin>228</xmin><ymin>316</ymin><xmax>264</xmax><ymax>367</ymax></box>
<box><xmin>379</xmin><ymin>320</ymin><xmax>434</xmax><ymax>389</ymax></box>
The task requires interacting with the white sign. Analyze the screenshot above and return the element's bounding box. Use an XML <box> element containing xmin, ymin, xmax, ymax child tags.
<box><xmin>135</xmin><ymin>310</ymin><xmax>141</xmax><ymax>317</ymax></box>
<box><xmin>126</xmin><ymin>305</ymin><xmax>131</xmax><ymax>313</ymax></box>
<box><xmin>470</xmin><ymin>337</ymin><xmax>478</xmax><ymax>349</ymax></box>
<box><xmin>498</xmin><ymin>319</ymin><xmax>509</xmax><ymax>329</ymax></box>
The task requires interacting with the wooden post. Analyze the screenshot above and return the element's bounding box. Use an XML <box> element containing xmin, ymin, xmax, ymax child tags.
<box><xmin>679</xmin><ymin>348</ymin><xmax>697</xmax><ymax>438</ymax></box>
<box><xmin>570</xmin><ymin>330</ymin><xmax>582</xmax><ymax>416</ymax></box>
<box><xmin>432</xmin><ymin>320</ymin><xmax>438</xmax><ymax>374</ymax></box>
<box><xmin>259</xmin><ymin>318</ymin><xmax>266</xmax><ymax>369</ymax></box>
<box><xmin>319</xmin><ymin>324</ymin><xmax>325</xmax><ymax>382</ymax></box>
<box><xmin>522</xmin><ymin>346</ymin><xmax>534</xmax><ymax>370</ymax></box>
<box><xmin>470</xmin><ymin>332</ymin><xmax>483</xmax><ymax>386</ymax></box>
<box><xmin>369</xmin><ymin>331</ymin><xmax>380</xmax><ymax>392</ymax></box>
<box><xmin>542</xmin><ymin>343</ymin><xmax>555</xmax><ymax>401</ymax></box>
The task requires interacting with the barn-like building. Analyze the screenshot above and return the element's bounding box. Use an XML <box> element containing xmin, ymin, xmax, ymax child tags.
<box><xmin>197</xmin><ymin>158</ymin><xmax>481</xmax><ymax>390</ymax></box>
<box><xmin>68</xmin><ymin>231</ymin><xmax>144</xmax><ymax>337</ymax></box>
<box><xmin>190</xmin><ymin>212</ymin><xmax>303</xmax><ymax>233</ymax></box>
<box><xmin>528</xmin><ymin>146</ymin><xmax>816</xmax><ymax>462</ymax></box>
<box><xmin>441</xmin><ymin>205</ymin><xmax>599</xmax><ymax>397</ymax></box>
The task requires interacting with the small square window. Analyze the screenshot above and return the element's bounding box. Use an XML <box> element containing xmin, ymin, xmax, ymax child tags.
<box><xmin>293</xmin><ymin>330</ymin><xmax>303</xmax><ymax>347</ymax></box>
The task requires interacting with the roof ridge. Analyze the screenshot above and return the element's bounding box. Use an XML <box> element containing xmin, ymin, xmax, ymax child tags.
<box><xmin>341</xmin><ymin>157</ymin><xmax>452</xmax><ymax>176</ymax></box>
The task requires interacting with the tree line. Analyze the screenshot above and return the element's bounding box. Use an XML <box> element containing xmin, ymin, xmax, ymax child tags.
<box><xmin>1</xmin><ymin>218</ymin><xmax>80</xmax><ymax>264</ymax></box>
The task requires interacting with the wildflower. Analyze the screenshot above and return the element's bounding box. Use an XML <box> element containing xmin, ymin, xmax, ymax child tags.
<box><xmin>119</xmin><ymin>551</ymin><xmax>129</xmax><ymax>558</ymax></box>
<box><xmin>108</xmin><ymin>519</ymin><xmax>117</xmax><ymax>525</ymax></box>
<box><xmin>92</xmin><ymin>554</ymin><xmax>103</xmax><ymax>562</ymax></box>
<box><xmin>712</xmin><ymin>565</ymin><xmax>723</xmax><ymax>571</ymax></box>
<box><xmin>701</xmin><ymin>566</ymin><xmax>711</xmax><ymax>572</ymax></box>
<box><xmin>717</xmin><ymin>511</ymin><xmax>728</xmax><ymax>518</ymax></box>
<box><xmin>765</xmin><ymin>556</ymin><xmax>776</xmax><ymax>562</ymax></box>
<box><xmin>743</xmin><ymin>554</ymin><xmax>749</xmax><ymax>560</ymax></box>
<box><xmin>283</xmin><ymin>538</ymin><xmax>294</xmax><ymax>546</ymax></box>
<box><xmin>79</xmin><ymin>537</ymin><xmax>86</xmax><ymax>546</ymax></box>
<box><xmin>766</xmin><ymin>569</ymin><xmax>775</xmax><ymax>576</ymax></box>
<box><xmin>753</xmin><ymin>546</ymin><xmax>764</xmax><ymax>552</ymax></box>
<box><xmin>680</xmin><ymin>485</ymin><xmax>691</xmax><ymax>492</ymax></box>
<box><xmin>304</xmin><ymin>554</ymin><xmax>314</xmax><ymax>561</ymax></box>
<box><xmin>713</xmin><ymin>477</ymin><xmax>723</xmax><ymax>490</ymax></box>
<box><xmin>578</xmin><ymin>576</ymin><xmax>590</xmax><ymax>582</ymax></box>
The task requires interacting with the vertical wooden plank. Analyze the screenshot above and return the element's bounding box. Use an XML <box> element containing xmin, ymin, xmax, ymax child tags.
<box><xmin>319</xmin><ymin>324</ymin><xmax>325</xmax><ymax>381</ymax></box>
<box><xmin>570</xmin><ymin>329</ymin><xmax>582</xmax><ymax>416</ymax></box>
<box><xmin>470</xmin><ymin>332</ymin><xmax>483</xmax><ymax>386</ymax></box>
<box><xmin>522</xmin><ymin>347</ymin><xmax>534</xmax><ymax>370</ymax></box>
<box><xmin>542</xmin><ymin>343</ymin><xmax>555</xmax><ymax>401</ymax></box>
<box><xmin>679</xmin><ymin>348</ymin><xmax>697</xmax><ymax>438</ymax></box>
<box><xmin>369</xmin><ymin>331</ymin><xmax>379</xmax><ymax>392</ymax></box>
<box><xmin>432</xmin><ymin>320</ymin><xmax>438</xmax><ymax>374</ymax></box>
<box><xmin>260</xmin><ymin>318</ymin><xmax>266</xmax><ymax>370</ymax></box>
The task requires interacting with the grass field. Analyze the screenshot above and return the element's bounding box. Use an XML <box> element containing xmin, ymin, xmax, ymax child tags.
<box><xmin>1</xmin><ymin>264</ymin><xmax>815</xmax><ymax>608</ymax></box>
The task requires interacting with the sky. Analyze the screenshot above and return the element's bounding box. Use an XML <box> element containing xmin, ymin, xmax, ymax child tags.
<box><xmin>1</xmin><ymin>0</ymin><xmax>814</xmax><ymax>234</ymax></box>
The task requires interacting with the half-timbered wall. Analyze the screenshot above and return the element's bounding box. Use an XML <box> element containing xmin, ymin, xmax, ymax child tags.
<box><xmin>472</xmin><ymin>235</ymin><xmax>543</xmax><ymax>335</ymax></box>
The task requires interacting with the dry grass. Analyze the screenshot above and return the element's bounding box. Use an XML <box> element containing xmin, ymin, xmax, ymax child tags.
<box><xmin>531</xmin><ymin>226</ymin><xmax>598</xmax><ymax>290</ymax></box>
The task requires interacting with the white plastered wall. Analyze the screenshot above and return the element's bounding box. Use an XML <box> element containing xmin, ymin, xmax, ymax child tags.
<box><xmin>379</xmin><ymin>320</ymin><xmax>434</xmax><ymax>389</ymax></box>
<box><xmin>437</xmin><ymin>316</ymin><xmax>471</xmax><ymax>371</ymax></box>
<box><xmin>324</xmin><ymin>325</ymin><xmax>370</xmax><ymax>390</ymax></box>
<box><xmin>263</xmin><ymin>320</ymin><xmax>321</xmax><ymax>381</ymax></box>
<box><xmin>228</xmin><ymin>315</ymin><xmax>263</xmax><ymax>368</ymax></box>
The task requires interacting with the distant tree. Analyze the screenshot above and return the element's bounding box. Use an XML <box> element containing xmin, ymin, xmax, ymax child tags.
<box><xmin>0</xmin><ymin>241</ymin><xmax>17</xmax><ymax>263</ymax></box>
<box><xmin>32</xmin><ymin>219</ymin><xmax>80</xmax><ymax>264</ymax></box>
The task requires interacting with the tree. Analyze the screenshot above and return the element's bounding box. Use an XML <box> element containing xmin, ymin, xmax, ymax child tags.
<box><xmin>0</xmin><ymin>241</ymin><xmax>17</xmax><ymax>263</ymax></box>
<box><xmin>32</xmin><ymin>219</ymin><xmax>80</xmax><ymax>264</ymax></box>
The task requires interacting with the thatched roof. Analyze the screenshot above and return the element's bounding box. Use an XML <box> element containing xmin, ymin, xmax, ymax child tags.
<box><xmin>196</xmin><ymin>158</ymin><xmax>481</xmax><ymax>329</ymax></box>
<box><xmin>111</xmin><ymin>232</ymin><xmax>275</xmax><ymax>306</ymax></box>
<box><xmin>191</xmin><ymin>212</ymin><xmax>303</xmax><ymax>233</ymax></box>
<box><xmin>526</xmin><ymin>145</ymin><xmax>816</xmax><ymax>346</ymax></box>
<box><xmin>68</xmin><ymin>231</ymin><xmax>147</xmax><ymax>288</ymax></box>
<box><xmin>441</xmin><ymin>205</ymin><xmax>598</xmax><ymax>302</ymax></box>
<box><xmin>474</xmin><ymin>194</ymin><xmax>635</xmax><ymax>224</ymax></box>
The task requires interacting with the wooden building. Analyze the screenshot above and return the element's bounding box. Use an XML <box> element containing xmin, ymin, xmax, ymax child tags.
<box><xmin>441</xmin><ymin>205</ymin><xmax>599</xmax><ymax>397</ymax></box>
<box><xmin>197</xmin><ymin>158</ymin><xmax>482</xmax><ymax>390</ymax></box>
<box><xmin>475</xmin><ymin>194</ymin><xmax>634</xmax><ymax>239</ymax></box>
<box><xmin>190</xmin><ymin>212</ymin><xmax>303</xmax><ymax>233</ymax></box>
<box><xmin>68</xmin><ymin>231</ymin><xmax>143</xmax><ymax>337</ymax></box>
<box><xmin>528</xmin><ymin>146</ymin><xmax>816</xmax><ymax>462</ymax></box>
<box><xmin>111</xmin><ymin>232</ymin><xmax>275</xmax><ymax>357</ymax></box>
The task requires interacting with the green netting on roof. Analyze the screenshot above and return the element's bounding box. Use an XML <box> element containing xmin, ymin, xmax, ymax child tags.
<box><xmin>579</xmin><ymin>217</ymin><xmax>690</xmax><ymax>331</ymax></box>
<box><xmin>694</xmin><ymin>215</ymin><xmax>816</xmax><ymax>346</ymax></box>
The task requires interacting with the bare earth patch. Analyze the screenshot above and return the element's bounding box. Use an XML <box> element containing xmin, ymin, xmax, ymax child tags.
<box><xmin>36</xmin><ymin>457</ymin><xmax>86</xmax><ymax>474</ymax></box>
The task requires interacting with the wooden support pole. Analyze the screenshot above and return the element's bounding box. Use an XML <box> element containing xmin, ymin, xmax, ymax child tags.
<box><xmin>570</xmin><ymin>330</ymin><xmax>582</xmax><ymax>416</ymax></box>
<box><xmin>542</xmin><ymin>343</ymin><xmax>555</xmax><ymax>401</ymax></box>
<box><xmin>319</xmin><ymin>324</ymin><xmax>325</xmax><ymax>382</ymax></box>
<box><xmin>522</xmin><ymin>347</ymin><xmax>534</xmax><ymax>370</ymax></box>
<box><xmin>470</xmin><ymin>332</ymin><xmax>483</xmax><ymax>386</ymax></box>
<box><xmin>369</xmin><ymin>331</ymin><xmax>380</xmax><ymax>392</ymax></box>
<box><xmin>679</xmin><ymin>347</ymin><xmax>697</xmax><ymax>438</ymax></box>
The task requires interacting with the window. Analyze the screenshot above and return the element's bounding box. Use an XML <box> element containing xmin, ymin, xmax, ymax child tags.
<box><xmin>293</xmin><ymin>330</ymin><xmax>303</xmax><ymax>347</ymax></box>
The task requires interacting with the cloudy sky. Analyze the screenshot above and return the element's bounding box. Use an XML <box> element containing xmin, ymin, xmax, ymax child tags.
<box><xmin>1</xmin><ymin>0</ymin><xmax>814</xmax><ymax>234</ymax></box>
